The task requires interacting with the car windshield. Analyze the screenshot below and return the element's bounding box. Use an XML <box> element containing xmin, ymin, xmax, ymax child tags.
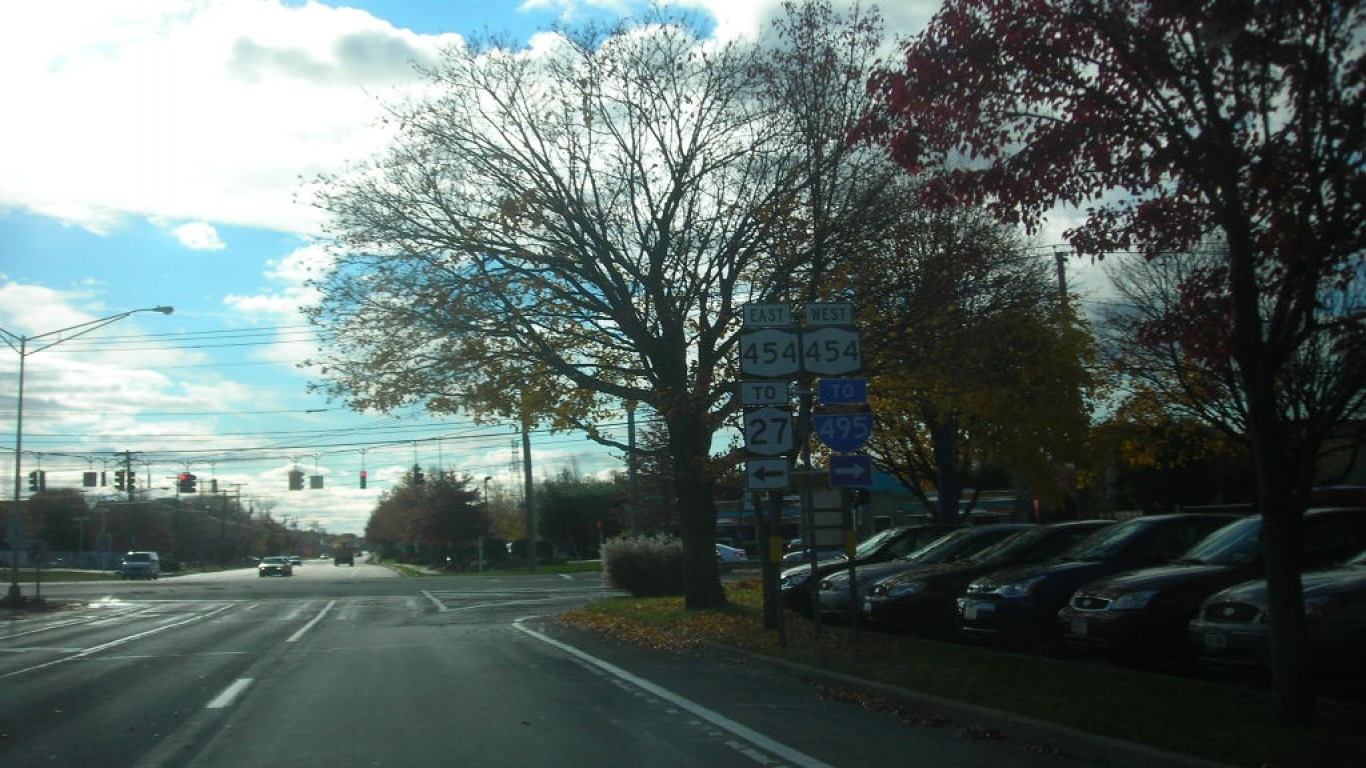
<box><xmin>966</xmin><ymin>527</ymin><xmax>1052</xmax><ymax>566</ymax></box>
<box><xmin>123</xmin><ymin>553</ymin><xmax>151</xmax><ymax>562</ymax></box>
<box><xmin>262</xmin><ymin>557</ymin><xmax>286</xmax><ymax>564</ymax></box>
<box><xmin>899</xmin><ymin>528</ymin><xmax>975</xmax><ymax>562</ymax></box>
<box><xmin>1064</xmin><ymin>519</ymin><xmax>1146</xmax><ymax>562</ymax></box>
<box><xmin>1174</xmin><ymin>516</ymin><xmax>1261</xmax><ymax>566</ymax></box>
<box><xmin>853</xmin><ymin>527</ymin><xmax>901</xmax><ymax>559</ymax></box>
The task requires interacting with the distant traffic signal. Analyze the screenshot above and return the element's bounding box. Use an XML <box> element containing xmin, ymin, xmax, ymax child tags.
<box><xmin>83</xmin><ymin>471</ymin><xmax>98</xmax><ymax>488</ymax></box>
<box><xmin>178</xmin><ymin>472</ymin><xmax>197</xmax><ymax>494</ymax></box>
<box><xmin>412</xmin><ymin>465</ymin><xmax>424</xmax><ymax>485</ymax></box>
<box><xmin>359</xmin><ymin>470</ymin><xmax>368</xmax><ymax>489</ymax></box>
<box><xmin>114</xmin><ymin>470</ymin><xmax>126</xmax><ymax>490</ymax></box>
<box><xmin>27</xmin><ymin>470</ymin><xmax>45</xmax><ymax>492</ymax></box>
<box><xmin>288</xmin><ymin>469</ymin><xmax>305</xmax><ymax>490</ymax></box>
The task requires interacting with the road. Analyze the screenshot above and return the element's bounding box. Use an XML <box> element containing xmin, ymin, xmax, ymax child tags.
<box><xmin>1</xmin><ymin>561</ymin><xmax>1113</xmax><ymax>768</ymax></box>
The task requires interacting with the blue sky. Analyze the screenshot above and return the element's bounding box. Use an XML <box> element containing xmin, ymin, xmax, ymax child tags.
<box><xmin>0</xmin><ymin>1</ymin><xmax>945</xmax><ymax>535</ymax></box>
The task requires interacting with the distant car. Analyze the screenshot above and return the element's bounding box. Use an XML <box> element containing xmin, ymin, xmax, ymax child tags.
<box><xmin>865</xmin><ymin>520</ymin><xmax>1114</xmax><ymax>637</ymax></box>
<box><xmin>818</xmin><ymin>524</ymin><xmax>1030</xmax><ymax>619</ymax></box>
<box><xmin>1189</xmin><ymin>549</ymin><xmax>1366</xmax><ymax>684</ymax></box>
<box><xmin>258</xmin><ymin>556</ymin><xmax>294</xmax><ymax>577</ymax></box>
<box><xmin>956</xmin><ymin>513</ymin><xmax>1239</xmax><ymax>649</ymax></box>
<box><xmin>716</xmin><ymin>543</ymin><xmax>747</xmax><ymax>570</ymax></box>
<box><xmin>780</xmin><ymin>524</ymin><xmax>960</xmax><ymax>613</ymax></box>
<box><xmin>1059</xmin><ymin>507</ymin><xmax>1366</xmax><ymax>666</ymax></box>
<box><xmin>288</xmin><ymin>555</ymin><xmax>303</xmax><ymax>566</ymax></box>
<box><xmin>119</xmin><ymin>551</ymin><xmax>160</xmax><ymax>580</ymax></box>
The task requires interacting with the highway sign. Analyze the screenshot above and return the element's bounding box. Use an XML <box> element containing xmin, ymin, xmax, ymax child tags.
<box><xmin>801</xmin><ymin>327</ymin><xmax>861</xmax><ymax>375</ymax></box>
<box><xmin>742</xmin><ymin>302</ymin><xmax>792</xmax><ymax>327</ymax></box>
<box><xmin>804</xmin><ymin>302</ymin><xmax>854</xmax><ymax>326</ymax></box>
<box><xmin>744</xmin><ymin>406</ymin><xmax>794</xmax><ymax>456</ymax></box>
<box><xmin>812</xmin><ymin>411</ymin><xmax>874</xmax><ymax>453</ymax></box>
<box><xmin>739</xmin><ymin>380</ymin><xmax>791</xmax><ymax>407</ymax></box>
<box><xmin>829</xmin><ymin>454</ymin><xmax>873</xmax><ymax>487</ymax></box>
<box><xmin>746</xmin><ymin>458</ymin><xmax>790</xmax><ymax>491</ymax></box>
<box><xmin>817</xmin><ymin>377</ymin><xmax>867</xmax><ymax>405</ymax></box>
<box><xmin>740</xmin><ymin>328</ymin><xmax>801</xmax><ymax>377</ymax></box>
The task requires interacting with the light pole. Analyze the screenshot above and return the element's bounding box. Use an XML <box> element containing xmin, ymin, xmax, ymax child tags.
<box><xmin>3</xmin><ymin>305</ymin><xmax>173</xmax><ymax>603</ymax></box>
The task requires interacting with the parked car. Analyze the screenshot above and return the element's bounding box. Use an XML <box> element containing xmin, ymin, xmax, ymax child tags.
<box><xmin>1189</xmin><ymin>548</ymin><xmax>1366</xmax><ymax>682</ymax></box>
<box><xmin>783</xmin><ymin>548</ymin><xmax>847</xmax><ymax>565</ymax></box>
<box><xmin>780</xmin><ymin>524</ymin><xmax>959</xmax><ymax>612</ymax></box>
<box><xmin>818</xmin><ymin>524</ymin><xmax>1030</xmax><ymax>619</ymax></box>
<box><xmin>119</xmin><ymin>551</ymin><xmax>160</xmax><ymax>580</ymax></box>
<box><xmin>258</xmin><ymin>556</ymin><xmax>294</xmax><ymax>577</ymax></box>
<box><xmin>1059</xmin><ymin>507</ymin><xmax>1366</xmax><ymax>666</ymax></box>
<box><xmin>865</xmin><ymin>520</ymin><xmax>1114</xmax><ymax>637</ymax></box>
<box><xmin>956</xmin><ymin>513</ymin><xmax>1239</xmax><ymax>649</ymax></box>
<box><xmin>716</xmin><ymin>543</ymin><xmax>748</xmax><ymax>570</ymax></box>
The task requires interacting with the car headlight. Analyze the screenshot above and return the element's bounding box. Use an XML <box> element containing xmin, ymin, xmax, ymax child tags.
<box><xmin>887</xmin><ymin>581</ymin><xmax>927</xmax><ymax>598</ymax></box>
<box><xmin>989</xmin><ymin>575</ymin><xmax>1046</xmax><ymax>598</ymax></box>
<box><xmin>1304</xmin><ymin>595</ymin><xmax>1343</xmax><ymax>621</ymax></box>
<box><xmin>1109</xmin><ymin>590</ymin><xmax>1159</xmax><ymax>610</ymax></box>
<box><xmin>780</xmin><ymin>572</ymin><xmax>810</xmax><ymax>589</ymax></box>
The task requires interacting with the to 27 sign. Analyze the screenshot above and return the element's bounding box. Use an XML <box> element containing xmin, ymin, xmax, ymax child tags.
<box><xmin>744</xmin><ymin>406</ymin><xmax>793</xmax><ymax>456</ymax></box>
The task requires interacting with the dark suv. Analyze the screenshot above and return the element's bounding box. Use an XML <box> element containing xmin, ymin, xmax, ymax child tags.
<box><xmin>1058</xmin><ymin>507</ymin><xmax>1366</xmax><ymax>666</ymax></box>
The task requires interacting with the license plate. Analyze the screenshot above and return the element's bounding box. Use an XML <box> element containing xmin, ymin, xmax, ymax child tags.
<box><xmin>1203</xmin><ymin>631</ymin><xmax>1227</xmax><ymax>651</ymax></box>
<box><xmin>1071</xmin><ymin>618</ymin><xmax>1087</xmax><ymax>637</ymax></box>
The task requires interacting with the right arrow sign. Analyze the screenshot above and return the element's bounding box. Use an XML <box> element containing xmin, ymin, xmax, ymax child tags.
<box><xmin>829</xmin><ymin>454</ymin><xmax>873</xmax><ymax>488</ymax></box>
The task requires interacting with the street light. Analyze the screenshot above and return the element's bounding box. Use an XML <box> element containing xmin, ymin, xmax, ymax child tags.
<box><xmin>3</xmin><ymin>305</ymin><xmax>173</xmax><ymax>603</ymax></box>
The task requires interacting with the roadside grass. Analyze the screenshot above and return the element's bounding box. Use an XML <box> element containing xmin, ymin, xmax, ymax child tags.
<box><xmin>382</xmin><ymin>560</ymin><xmax>604</xmax><ymax>577</ymax></box>
<box><xmin>7</xmin><ymin>569</ymin><xmax>119</xmax><ymax>582</ymax></box>
<box><xmin>561</xmin><ymin>578</ymin><xmax>1365</xmax><ymax>768</ymax></box>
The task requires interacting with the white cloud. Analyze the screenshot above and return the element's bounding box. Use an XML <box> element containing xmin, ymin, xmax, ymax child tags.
<box><xmin>171</xmin><ymin>221</ymin><xmax>227</xmax><ymax>250</ymax></box>
<box><xmin>0</xmin><ymin>1</ymin><xmax>460</xmax><ymax>237</ymax></box>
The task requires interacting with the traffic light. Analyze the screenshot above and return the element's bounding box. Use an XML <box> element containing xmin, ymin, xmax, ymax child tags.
<box><xmin>27</xmin><ymin>470</ymin><xmax>44</xmax><ymax>492</ymax></box>
<box><xmin>83</xmin><ymin>471</ymin><xmax>98</xmax><ymax>488</ymax></box>
<box><xmin>126</xmin><ymin>471</ymin><xmax>137</xmax><ymax>491</ymax></box>
<box><xmin>178</xmin><ymin>472</ymin><xmax>197</xmax><ymax>494</ymax></box>
<box><xmin>359</xmin><ymin>470</ymin><xmax>368</xmax><ymax>489</ymax></box>
<box><xmin>412</xmin><ymin>465</ymin><xmax>424</xmax><ymax>485</ymax></box>
<box><xmin>114</xmin><ymin>470</ymin><xmax>126</xmax><ymax>490</ymax></box>
<box><xmin>288</xmin><ymin>469</ymin><xmax>305</xmax><ymax>490</ymax></box>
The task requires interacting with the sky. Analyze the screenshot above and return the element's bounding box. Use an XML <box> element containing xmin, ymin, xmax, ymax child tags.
<box><xmin>1</xmin><ymin>0</ymin><xmax>1083</xmax><ymax>537</ymax></box>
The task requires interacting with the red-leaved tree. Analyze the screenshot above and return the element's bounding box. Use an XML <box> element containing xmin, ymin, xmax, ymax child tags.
<box><xmin>865</xmin><ymin>0</ymin><xmax>1365</xmax><ymax>725</ymax></box>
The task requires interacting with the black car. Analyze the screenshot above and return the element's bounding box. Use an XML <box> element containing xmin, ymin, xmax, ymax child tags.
<box><xmin>817</xmin><ymin>524</ymin><xmax>1030</xmax><ymax>619</ymax></box>
<box><xmin>955</xmin><ymin>513</ymin><xmax>1238</xmax><ymax>649</ymax></box>
<box><xmin>864</xmin><ymin>520</ymin><xmax>1113</xmax><ymax>637</ymax></box>
<box><xmin>1059</xmin><ymin>507</ymin><xmax>1366</xmax><ymax>666</ymax></box>
<box><xmin>779</xmin><ymin>524</ymin><xmax>959</xmax><ymax>613</ymax></box>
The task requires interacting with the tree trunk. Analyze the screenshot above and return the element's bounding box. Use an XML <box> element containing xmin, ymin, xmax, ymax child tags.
<box><xmin>668</xmin><ymin>408</ymin><xmax>727</xmax><ymax>610</ymax></box>
<box><xmin>932</xmin><ymin>419</ymin><xmax>959</xmax><ymax>525</ymax></box>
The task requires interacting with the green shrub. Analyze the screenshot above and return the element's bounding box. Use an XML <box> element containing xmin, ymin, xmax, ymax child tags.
<box><xmin>601</xmin><ymin>535</ymin><xmax>685</xmax><ymax>596</ymax></box>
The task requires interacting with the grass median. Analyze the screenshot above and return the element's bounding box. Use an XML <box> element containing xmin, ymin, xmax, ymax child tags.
<box><xmin>559</xmin><ymin>577</ymin><xmax>1363</xmax><ymax>768</ymax></box>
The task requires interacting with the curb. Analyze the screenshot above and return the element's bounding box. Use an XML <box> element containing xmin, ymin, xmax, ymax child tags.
<box><xmin>720</xmin><ymin>645</ymin><xmax>1237</xmax><ymax>768</ymax></box>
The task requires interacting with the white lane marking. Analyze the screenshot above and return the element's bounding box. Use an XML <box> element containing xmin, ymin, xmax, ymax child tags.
<box><xmin>286</xmin><ymin>600</ymin><xmax>336</xmax><ymax>643</ymax></box>
<box><xmin>559</xmin><ymin>573</ymin><xmax>573</xmax><ymax>580</ymax></box>
<box><xmin>421</xmin><ymin>590</ymin><xmax>448</xmax><ymax>613</ymax></box>
<box><xmin>512</xmin><ymin>619</ymin><xmax>835</xmax><ymax>768</ymax></box>
<box><xmin>206</xmin><ymin>678</ymin><xmax>254</xmax><ymax>709</ymax></box>
<box><xmin>0</xmin><ymin>603</ymin><xmax>238</xmax><ymax>680</ymax></box>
